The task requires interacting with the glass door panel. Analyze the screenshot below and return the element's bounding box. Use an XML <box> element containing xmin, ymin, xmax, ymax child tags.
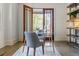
<box><xmin>33</xmin><ymin>13</ymin><xmax>43</xmax><ymax>32</ymax></box>
<box><xmin>33</xmin><ymin>9</ymin><xmax>43</xmax><ymax>32</ymax></box>
<box><xmin>43</xmin><ymin>9</ymin><xmax>54</xmax><ymax>40</ymax></box>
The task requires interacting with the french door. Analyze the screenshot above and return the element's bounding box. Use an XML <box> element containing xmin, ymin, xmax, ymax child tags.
<box><xmin>43</xmin><ymin>9</ymin><xmax>54</xmax><ymax>42</ymax></box>
<box><xmin>23</xmin><ymin>5</ymin><xmax>54</xmax><ymax>43</ymax></box>
<box><xmin>23</xmin><ymin>5</ymin><xmax>33</xmax><ymax>42</ymax></box>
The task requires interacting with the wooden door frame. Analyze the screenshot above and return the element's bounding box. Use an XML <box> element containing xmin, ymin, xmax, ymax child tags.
<box><xmin>23</xmin><ymin>5</ymin><xmax>33</xmax><ymax>42</ymax></box>
<box><xmin>43</xmin><ymin>8</ymin><xmax>54</xmax><ymax>42</ymax></box>
<box><xmin>32</xmin><ymin>8</ymin><xmax>54</xmax><ymax>41</ymax></box>
<box><xmin>23</xmin><ymin>7</ymin><xmax>54</xmax><ymax>42</ymax></box>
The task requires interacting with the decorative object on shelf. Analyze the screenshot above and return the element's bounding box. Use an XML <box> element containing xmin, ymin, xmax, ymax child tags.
<box><xmin>74</xmin><ymin>18</ymin><xmax>79</xmax><ymax>28</ymax></box>
<box><xmin>67</xmin><ymin>20</ymin><xmax>73</xmax><ymax>28</ymax></box>
<box><xmin>67</xmin><ymin>10</ymin><xmax>79</xmax><ymax>17</ymax></box>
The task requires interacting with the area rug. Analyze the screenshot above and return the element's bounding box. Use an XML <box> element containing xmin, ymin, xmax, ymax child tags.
<box><xmin>13</xmin><ymin>42</ymin><xmax>61</xmax><ymax>56</ymax></box>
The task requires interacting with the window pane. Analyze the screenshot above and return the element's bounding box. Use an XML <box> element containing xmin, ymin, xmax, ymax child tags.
<box><xmin>33</xmin><ymin>14</ymin><xmax>43</xmax><ymax>32</ymax></box>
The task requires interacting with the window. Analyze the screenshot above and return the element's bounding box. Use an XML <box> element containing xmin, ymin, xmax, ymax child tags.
<box><xmin>33</xmin><ymin>13</ymin><xmax>43</xmax><ymax>32</ymax></box>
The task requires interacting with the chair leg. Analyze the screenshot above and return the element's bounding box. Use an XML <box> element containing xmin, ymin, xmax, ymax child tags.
<box><xmin>42</xmin><ymin>44</ymin><xmax>44</xmax><ymax>54</ymax></box>
<box><xmin>33</xmin><ymin>48</ymin><xmax>36</xmax><ymax>56</ymax></box>
<box><xmin>27</xmin><ymin>47</ymin><xmax>29</xmax><ymax>56</ymax></box>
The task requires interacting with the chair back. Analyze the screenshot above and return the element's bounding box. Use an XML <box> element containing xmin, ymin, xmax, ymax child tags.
<box><xmin>24</xmin><ymin>32</ymin><xmax>41</xmax><ymax>47</ymax></box>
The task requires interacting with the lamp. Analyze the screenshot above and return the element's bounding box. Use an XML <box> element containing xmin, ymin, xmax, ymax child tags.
<box><xmin>74</xmin><ymin>18</ymin><xmax>79</xmax><ymax>28</ymax></box>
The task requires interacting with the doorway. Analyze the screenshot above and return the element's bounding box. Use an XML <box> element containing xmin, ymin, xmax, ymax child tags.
<box><xmin>23</xmin><ymin>5</ymin><xmax>54</xmax><ymax>42</ymax></box>
<box><xmin>33</xmin><ymin>8</ymin><xmax>54</xmax><ymax>41</ymax></box>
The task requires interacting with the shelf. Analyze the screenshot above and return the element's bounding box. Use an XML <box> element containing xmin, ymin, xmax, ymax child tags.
<box><xmin>67</xmin><ymin>34</ymin><xmax>79</xmax><ymax>37</ymax></box>
<box><xmin>67</xmin><ymin>27</ymin><xmax>74</xmax><ymax>29</ymax></box>
<box><xmin>67</xmin><ymin>3</ymin><xmax>79</xmax><ymax>8</ymax></box>
<box><xmin>67</xmin><ymin>9</ymin><xmax>79</xmax><ymax>16</ymax></box>
<box><xmin>67</xmin><ymin>20</ymin><xmax>74</xmax><ymax>22</ymax></box>
<box><xmin>67</xmin><ymin>27</ymin><xmax>79</xmax><ymax>29</ymax></box>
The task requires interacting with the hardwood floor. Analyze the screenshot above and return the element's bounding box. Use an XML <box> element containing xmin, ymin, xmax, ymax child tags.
<box><xmin>0</xmin><ymin>41</ymin><xmax>23</xmax><ymax>56</ymax></box>
<box><xmin>1</xmin><ymin>41</ymin><xmax>79</xmax><ymax>56</ymax></box>
<box><xmin>55</xmin><ymin>41</ymin><xmax>79</xmax><ymax>56</ymax></box>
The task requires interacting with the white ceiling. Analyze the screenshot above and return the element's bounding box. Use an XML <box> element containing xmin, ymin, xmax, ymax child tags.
<box><xmin>24</xmin><ymin>3</ymin><xmax>68</xmax><ymax>8</ymax></box>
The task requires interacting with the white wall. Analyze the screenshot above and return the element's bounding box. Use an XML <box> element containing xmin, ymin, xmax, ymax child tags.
<box><xmin>0</xmin><ymin>4</ymin><xmax>5</xmax><ymax>48</ymax></box>
<box><xmin>18</xmin><ymin>3</ymin><xmax>23</xmax><ymax>41</ymax></box>
<box><xmin>0</xmin><ymin>3</ymin><xmax>19</xmax><ymax>48</ymax></box>
<box><xmin>18</xmin><ymin>3</ymin><xmax>67</xmax><ymax>41</ymax></box>
<box><xmin>7</xmin><ymin>4</ymin><xmax>19</xmax><ymax>45</ymax></box>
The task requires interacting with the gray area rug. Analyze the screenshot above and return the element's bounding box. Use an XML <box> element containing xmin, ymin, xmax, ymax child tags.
<box><xmin>13</xmin><ymin>42</ymin><xmax>61</xmax><ymax>56</ymax></box>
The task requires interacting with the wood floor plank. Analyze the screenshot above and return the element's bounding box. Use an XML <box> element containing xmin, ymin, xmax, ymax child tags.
<box><xmin>0</xmin><ymin>41</ymin><xmax>23</xmax><ymax>56</ymax></box>
<box><xmin>55</xmin><ymin>41</ymin><xmax>79</xmax><ymax>56</ymax></box>
<box><xmin>1</xmin><ymin>41</ymin><xmax>79</xmax><ymax>56</ymax></box>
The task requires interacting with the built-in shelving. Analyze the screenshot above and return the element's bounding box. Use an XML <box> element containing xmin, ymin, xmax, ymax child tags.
<box><xmin>67</xmin><ymin>3</ymin><xmax>79</xmax><ymax>48</ymax></box>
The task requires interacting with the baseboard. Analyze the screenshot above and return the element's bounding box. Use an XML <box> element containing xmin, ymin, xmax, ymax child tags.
<box><xmin>54</xmin><ymin>38</ymin><xmax>67</xmax><ymax>42</ymax></box>
<box><xmin>5</xmin><ymin>39</ymin><xmax>18</xmax><ymax>46</ymax></box>
<box><xmin>19</xmin><ymin>37</ymin><xmax>23</xmax><ymax>42</ymax></box>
